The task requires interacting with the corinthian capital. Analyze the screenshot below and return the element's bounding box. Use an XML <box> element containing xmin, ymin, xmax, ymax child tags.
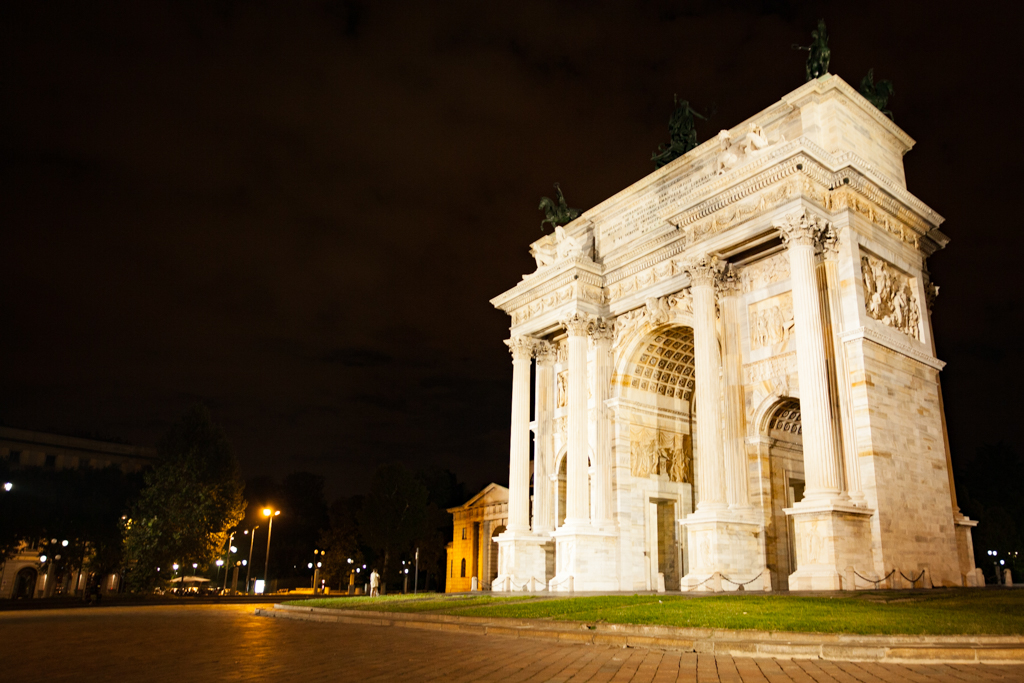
<box><xmin>561</xmin><ymin>311</ymin><xmax>595</xmax><ymax>337</ymax></box>
<box><xmin>534</xmin><ymin>340</ymin><xmax>557</xmax><ymax>364</ymax></box>
<box><xmin>773</xmin><ymin>208</ymin><xmax>832</xmax><ymax>248</ymax></box>
<box><xmin>589</xmin><ymin>319</ymin><xmax>615</xmax><ymax>343</ymax></box>
<box><xmin>684</xmin><ymin>254</ymin><xmax>724</xmax><ymax>288</ymax></box>
<box><xmin>505</xmin><ymin>336</ymin><xmax>537</xmax><ymax>361</ymax></box>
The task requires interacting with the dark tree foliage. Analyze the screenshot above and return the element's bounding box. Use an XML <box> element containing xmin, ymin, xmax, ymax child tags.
<box><xmin>318</xmin><ymin>495</ymin><xmax>364</xmax><ymax>590</ymax></box>
<box><xmin>955</xmin><ymin>442</ymin><xmax>1024</xmax><ymax>582</ymax></box>
<box><xmin>415</xmin><ymin>467</ymin><xmax>466</xmax><ymax>591</ymax></box>
<box><xmin>121</xmin><ymin>405</ymin><xmax>246</xmax><ymax>593</ymax></box>
<box><xmin>358</xmin><ymin>463</ymin><xmax>428</xmax><ymax>592</ymax></box>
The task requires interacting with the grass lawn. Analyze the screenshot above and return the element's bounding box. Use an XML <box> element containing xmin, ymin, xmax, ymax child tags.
<box><xmin>286</xmin><ymin>589</ymin><xmax>1024</xmax><ymax>636</ymax></box>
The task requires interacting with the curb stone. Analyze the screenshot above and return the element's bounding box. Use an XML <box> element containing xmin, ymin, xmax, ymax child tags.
<box><xmin>254</xmin><ymin>604</ymin><xmax>1024</xmax><ymax>665</ymax></box>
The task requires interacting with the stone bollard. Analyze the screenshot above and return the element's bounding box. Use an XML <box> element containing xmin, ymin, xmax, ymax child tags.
<box><xmin>844</xmin><ymin>566</ymin><xmax>856</xmax><ymax>591</ymax></box>
<box><xmin>890</xmin><ymin>570</ymin><xmax>901</xmax><ymax>590</ymax></box>
<box><xmin>657</xmin><ymin>572</ymin><xmax>666</xmax><ymax>593</ymax></box>
<box><xmin>711</xmin><ymin>572</ymin><xmax>722</xmax><ymax>593</ymax></box>
<box><xmin>975</xmin><ymin>567</ymin><xmax>985</xmax><ymax>587</ymax></box>
<box><xmin>921</xmin><ymin>568</ymin><xmax>931</xmax><ymax>589</ymax></box>
<box><xmin>471</xmin><ymin>576</ymin><xmax>478</xmax><ymax>591</ymax></box>
<box><xmin>1005</xmin><ymin>568</ymin><xmax>1014</xmax><ymax>586</ymax></box>
<box><xmin>762</xmin><ymin>572</ymin><xmax>773</xmax><ymax>592</ymax></box>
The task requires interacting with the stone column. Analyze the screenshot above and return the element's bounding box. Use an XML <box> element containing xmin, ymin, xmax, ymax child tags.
<box><xmin>774</xmin><ymin>209</ymin><xmax>844</xmax><ymax>503</ymax></box>
<box><xmin>719</xmin><ymin>273</ymin><xmax>751</xmax><ymax>512</ymax></box>
<box><xmin>591</xmin><ymin>320</ymin><xmax>614</xmax><ymax>528</ymax></box>
<box><xmin>505</xmin><ymin>336</ymin><xmax>535</xmax><ymax>532</ymax></box>
<box><xmin>533</xmin><ymin>342</ymin><xmax>556</xmax><ymax>533</ymax></box>
<box><xmin>821</xmin><ymin>230</ymin><xmax>864</xmax><ymax>504</ymax></box>
<box><xmin>685</xmin><ymin>255</ymin><xmax>728</xmax><ymax>512</ymax></box>
<box><xmin>562</xmin><ymin>312</ymin><xmax>593</xmax><ymax>528</ymax></box>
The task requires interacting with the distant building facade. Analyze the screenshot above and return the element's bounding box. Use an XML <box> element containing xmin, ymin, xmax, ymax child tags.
<box><xmin>0</xmin><ymin>426</ymin><xmax>158</xmax><ymax>599</ymax></box>
<box><xmin>445</xmin><ymin>484</ymin><xmax>508</xmax><ymax>592</ymax></box>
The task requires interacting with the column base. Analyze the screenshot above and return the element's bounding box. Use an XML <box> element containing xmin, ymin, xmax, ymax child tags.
<box><xmin>681</xmin><ymin>511</ymin><xmax>767</xmax><ymax>592</ymax></box>
<box><xmin>784</xmin><ymin>501</ymin><xmax>874</xmax><ymax>591</ymax></box>
<box><xmin>548</xmin><ymin>526</ymin><xmax>619</xmax><ymax>592</ymax></box>
<box><xmin>494</xmin><ymin>531</ymin><xmax>553</xmax><ymax>592</ymax></box>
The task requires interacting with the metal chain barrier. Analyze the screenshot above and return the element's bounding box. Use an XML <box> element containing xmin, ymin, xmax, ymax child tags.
<box><xmin>720</xmin><ymin>571</ymin><xmax>764</xmax><ymax>588</ymax></box>
<box><xmin>681</xmin><ymin>572</ymin><xmax>719</xmax><ymax>592</ymax></box>
<box><xmin>899</xmin><ymin>569</ymin><xmax>926</xmax><ymax>586</ymax></box>
<box><xmin>853</xmin><ymin>568</ymin><xmax>895</xmax><ymax>590</ymax></box>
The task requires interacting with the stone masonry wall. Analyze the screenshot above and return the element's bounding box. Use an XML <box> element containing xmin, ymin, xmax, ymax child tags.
<box><xmin>847</xmin><ymin>337</ymin><xmax>960</xmax><ymax>586</ymax></box>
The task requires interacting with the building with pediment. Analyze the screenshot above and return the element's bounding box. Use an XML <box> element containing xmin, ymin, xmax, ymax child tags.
<box><xmin>445</xmin><ymin>483</ymin><xmax>509</xmax><ymax>592</ymax></box>
<box><xmin>489</xmin><ymin>75</ymin><xmax>980</xmax><ymax>592</ymax></box>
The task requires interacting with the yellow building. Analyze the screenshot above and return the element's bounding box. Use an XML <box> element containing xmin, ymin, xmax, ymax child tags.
<box><xmin>445</xmin><ymin>484</ymin><xmax>507</xmax><ymax>592</ymax></box>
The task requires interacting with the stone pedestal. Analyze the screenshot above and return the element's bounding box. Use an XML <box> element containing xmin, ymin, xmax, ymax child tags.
<box><xmin>680</xmin><ymin>512</ymin><xmax>766</xmax><ymax>592</ymax></box>
<box><xmin>495</xmin><ymin>532</ymin><xmax>553</xmax><ymax>592</ymax></box>
<box><xmin>784</xmin><ymin>502</ymin><xmax>874</xmax><ymax>591</ymax></box>
<box><xmin>548</xmin><ymin>527</ymin><xmax>619</xmax><ymax>592</ymax></box>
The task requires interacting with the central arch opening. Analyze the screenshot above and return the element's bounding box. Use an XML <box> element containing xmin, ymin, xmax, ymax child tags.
<box><xmin>762</xmin><ymin>397</ymin><xmax>805</xmax><ymax>590</ymax></box>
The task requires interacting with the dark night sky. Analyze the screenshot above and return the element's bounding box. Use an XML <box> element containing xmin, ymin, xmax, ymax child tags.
<box><xmin>3</xmin><ymin>1</ymin><xmax>1022</xmax><ymax>500</ymax></box>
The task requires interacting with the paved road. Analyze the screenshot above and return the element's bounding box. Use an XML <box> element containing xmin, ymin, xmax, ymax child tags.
<box><xmin>1</xmin><ymin>603</ymin><xmax>1022</xmax><ymax>682</ymax></box>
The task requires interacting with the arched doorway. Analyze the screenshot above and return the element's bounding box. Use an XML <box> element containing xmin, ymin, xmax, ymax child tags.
<box><xmin>14</xmin><ymin>567</ymin><xmax>37</xmax><ymax>599</ymax></box>
<box><xmin>612</xmin><ymin>322</ymin><xmax>696</xmax><ymax>591</ymax></box>
<box><xmin>762</xmin><ymin>398</ymin><xmax>805</xmax><ymax>590</ymax></box>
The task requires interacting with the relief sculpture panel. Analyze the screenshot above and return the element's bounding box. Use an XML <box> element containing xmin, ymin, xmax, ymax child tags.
<box><xmin>747</xmin><ymin>291</ymin><xmax>794</xmax><ymax>350</ymax></box>
<box><xmin>629</xmin><ymin>425</ymin><xmax>692</xmax><ymax>484</ymax></box>
<box><xmin>861</xmin><ymin>253</ymin><xmax>921</xmax><ymax>340</ymax></box>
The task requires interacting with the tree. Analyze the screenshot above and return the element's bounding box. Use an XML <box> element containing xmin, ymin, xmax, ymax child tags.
<box><xmin>121</xmin><ymin>405</ymin><xmax>246</xmax><ymax>592</ymax></box>
<box><xmin>359</xmin><ymin>464</ymin><xmax>427</xmax><ymax>592</ymax></box>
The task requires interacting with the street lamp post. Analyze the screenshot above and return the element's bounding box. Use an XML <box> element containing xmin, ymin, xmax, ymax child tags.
<box><xmin>262</xmin><ymin>508</ymin><xmax>281</xmax><ymax>594</ymax></box>
<box><xmin>221</xmin><ymin>531</ymin><xmax>236</xmax><ymax>593</ymax></box>
<box><xmin>244</xmin><ymin>526</ymin><xmax>259</xmax><ymax>594</ymax></box>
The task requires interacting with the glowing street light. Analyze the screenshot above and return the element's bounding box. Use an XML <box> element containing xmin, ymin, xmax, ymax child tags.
<box><xmin>3</xmin><ymin>482</ymin><xmax>12</xmax><ymax>491</ymax></box>
<box><xmin>262</xmin><ymin>508</ymin><xmax>281</xmax><ymax>592</ymax></box>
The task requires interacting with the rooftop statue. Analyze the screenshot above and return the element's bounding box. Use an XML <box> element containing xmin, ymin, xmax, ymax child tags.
<box><xmin>651</xmin><ymin>96</ymin><xmax>708</xmax><ymax>169</ymax></box>
<box><xmin>858</xmin><ymin>68</ymin><xmax>895</xmax><ymax>120</ymax></box>
<box><xmin>794</xmin><ymin>19</ymin><xmax>830</xmax><ymax>81</ymax></box>
<box><xmin>538</xmin><ymin>183</ymin><xmax>581</xmax><ymax>231</ymax></box>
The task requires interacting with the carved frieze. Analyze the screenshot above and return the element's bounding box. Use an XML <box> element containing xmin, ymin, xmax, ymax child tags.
<box><xmin>629</xmin><ymin>424</ymin><xmax>692</xmax><ymax>484</ymax></box>
<box><xmin>861</xmin><ymin>253</ymin><xmax>921</xmax><ymax>340</ymax></box>
<box><xmin>743</xmin><ymin>352</ymin><xmax>797</xmax><ymax>384</ymax></box>
<box><xmin>740</xmin><ymin>252</ymin><xmax>790</xmax><ymax>293</ymax></box>
<box><xmin>511</xmin><ymin>280</ymin><xmax>604</xmax><ymax>327</ymax></box>
<box><xmin>612</xmin><ymin>291</ymin><xmax>692</xmax><ymax>348</ymax></box>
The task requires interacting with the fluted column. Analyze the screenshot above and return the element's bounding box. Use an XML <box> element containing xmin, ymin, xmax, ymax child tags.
<box><xmin>591</xmin><ymin>320</ymin><xmax>614</xmax><ymax>527</ymax></box>
<box><xmin>685</xmin><ymin>255</ymin><xmax>728</xmax><ymax>512</ymax></box>
<box><xmin>562</xmin><ymin>312</ymin><xmax>593</xmax><ymax>527</ymax></box>
<box><xmin>505</xmin><ymin>336</ymin><xmax>536</xmax><ymax>532</ymax></box>
<box><xmin>775</xmin><ymin>209</ymin><xmax>843</xmax><ymax>502</ymax></box>
<box><xmin>719</xmin><ymin>274</ymin><xmax>752</xmax><ymax>511</ymax></box>
<box><xmin>533</xmin><ymin>342</ymin><xmax>556</xmax><ymax>532</ymax></box>
<box><xmin>822</xmin><ymin>230</ymin><xmax>864</xmax><ymax>504</ymax></box>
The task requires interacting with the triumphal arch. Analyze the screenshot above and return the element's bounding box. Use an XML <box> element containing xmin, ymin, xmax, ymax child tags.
<box><xmin>490</xmin><ymin>75</ymin><xmax>980</xmax><ymax>592</ymax></box>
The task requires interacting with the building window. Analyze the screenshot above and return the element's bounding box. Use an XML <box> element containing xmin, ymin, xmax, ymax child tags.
<box><xmin>461</xmin><ymin>527</ymin><xmax>467</xmax><ymax>540</ymax></box>
<box><xmin>460</xmin><ymin>559</ymin><xmax>466</xmax><ymax>578</ymax></box>
<box><xmin>44</xmin><ymin>454</ymin><xmax>57</xmax><ymax>469</ymax></box>
<box><xmin>450</xmin><ymin>561</ymin><xmax>453</xmax><ymax>578</ymax></box>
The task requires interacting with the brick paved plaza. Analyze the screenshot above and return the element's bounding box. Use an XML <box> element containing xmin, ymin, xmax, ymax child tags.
<box><xmin>1</xmin><ymin>603</ymin><xmax>1023</xmax><ymax>682</ymax></box>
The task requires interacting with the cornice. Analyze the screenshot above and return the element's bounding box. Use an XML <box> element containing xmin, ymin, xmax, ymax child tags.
<box><xmin>491</xmin><ymin>258</ymin><xmax>604</xmax><ymax>312</ymax></box>
<box><xmin>840</xmin><ymin>326</ymin><xmax>945</xmax><ymax>371</ymax></box>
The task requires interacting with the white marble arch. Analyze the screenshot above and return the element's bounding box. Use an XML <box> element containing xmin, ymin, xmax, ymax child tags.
<box><xmin>492</xmin><ymin>75</ymin><xmax>976</xmax><ymax>591</ymax></box>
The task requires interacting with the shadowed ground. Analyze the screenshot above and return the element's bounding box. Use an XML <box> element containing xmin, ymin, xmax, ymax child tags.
<box><xmin>2</xmin><ymin>602</ymin><xmax>1024</xmax><ymax>681</ymax></box>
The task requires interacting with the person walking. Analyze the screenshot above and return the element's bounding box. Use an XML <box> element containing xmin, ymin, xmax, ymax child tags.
<box><xmin>369</xmin><ymin>569</ymin><xmax>380</xmax><ymax>597</ymax></box>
